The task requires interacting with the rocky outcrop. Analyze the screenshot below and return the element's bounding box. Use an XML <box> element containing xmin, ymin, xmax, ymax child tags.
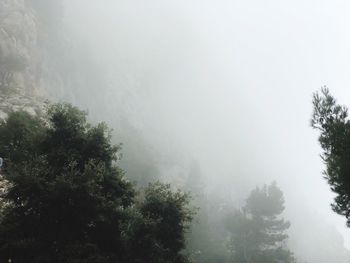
<box><xmin>0</xmin><ymin>0</ymin><xmax>64</xmax><ymax>118</ymax></box>
<box><xmin>0</xmin><ymin>93</ymin><xmax>47</xmax><ymax>120</ymax></box>
<box><xmin>0</xmin><ymin>0</ymin><xmax>39</xmax><ymax>95</ymax></box>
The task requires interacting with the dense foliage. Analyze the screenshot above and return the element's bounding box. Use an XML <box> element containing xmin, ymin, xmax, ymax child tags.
<box><xmin>225</xmin><ymin>183</ymin><xmax>295</xmax><ymax>263</ymax></box>
<box><xmin>0</xmin><ymin>104</ymin><xmax>193</xmax><ymax>263</ymax></box>
<box><xmin>311</xmin><ymin>88</ymin><xmax>350</xmax><ymax>226</ymax></box>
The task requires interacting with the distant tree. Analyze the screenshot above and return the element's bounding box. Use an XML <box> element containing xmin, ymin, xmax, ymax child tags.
<box><xmin>185</xmin><ymin>162</ymin><xmax>229</xmax><ymax>263</ymax></box>
<box><xmin>225</xmin><ymin>183</ymin><xmax>295</xmax><ymax>263</ymax></box>
<box><xmin>124</xmin><ymin>182</ymin><xmax>193</xmax><ymax>263</ymax></box>
<box><xmin>311</xmin><ymin>87</ymin><xmax>350</xmax><ymax>226</ymax></box>
<box><xmin>116</xmin><ymin>120</ymin><xmax>160</xmax><ymax>187</ymax></box>
<box><xmin>0</xmin><ymin>104</ymin><xmax>193</xmax><ymax>263</ymax></box>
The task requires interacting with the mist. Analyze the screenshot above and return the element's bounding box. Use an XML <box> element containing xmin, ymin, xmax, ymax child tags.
<box><xmin>2</xmin><ymin>0</ymin><xmax>350</xmax><ymax>262</ymax></box>
<box><xmin>60</xmin><ymin>0</ymin><xmax>350</xmax><ymax>261</ymax></box>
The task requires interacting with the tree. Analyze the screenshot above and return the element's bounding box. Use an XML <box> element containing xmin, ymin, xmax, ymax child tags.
<box><xmin>185</xmin><ymin>162</ymin><xmax>229</xmax><ymax>263</ymax></box>
<box><xmin>225</xmin><ymin>183</ymin><xmax>295</xmax><ymax>263</ymax></box>
<box><xmin>124</xmin><ymin>182</ymin><xmax>193</xmax><ymax>263</ymax></box>
<box><xmin>311</xmin><ymin>87</ymin><xmax>350</xmax><ymax>226</ymax></box>
<box><xmin>116</xmin><ymin>120</ymin><xmax>160</xmax><ymax>187</ymax></box>
<box><xmin>0</xmin><ymin>104</ymin><xmax>193</xmax><ymax>263</ymax></box>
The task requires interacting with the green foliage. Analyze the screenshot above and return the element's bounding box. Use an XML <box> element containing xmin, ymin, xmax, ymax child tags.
<box><xmin>124</xmin><ymin>183</ymin><xmax>193</xmax><ymax>263</ymax></box>
<box><xmin>311</xmin><ymin>88</ymin><xmax>350</xmax><ymax>226</ymax></box>
<box><xmin>225</xmin><ymin>183</ymin><xmax>295</xmax><ymax>263</ymax></box>
<box><xmin>0</xmin><ymin>104</ymin><xmax>193</xmax><ymax>263</ymax></box>
<box><xmin>0</xmin><ymin>111</ymin><xmax>45</xmax><ymax>164</ymax></box>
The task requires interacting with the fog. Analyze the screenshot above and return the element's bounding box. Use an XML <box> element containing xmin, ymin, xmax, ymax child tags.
<box><xmin>47</xmin><ymin>0</ymin><xmax>350</xmax><ymax>261</ymax></box>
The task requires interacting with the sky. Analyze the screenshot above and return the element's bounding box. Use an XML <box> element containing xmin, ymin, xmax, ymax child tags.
<box><xmin>63</xmin><ymin>0</ymin><xmax>350</xmax><ymax>250</ymax></box>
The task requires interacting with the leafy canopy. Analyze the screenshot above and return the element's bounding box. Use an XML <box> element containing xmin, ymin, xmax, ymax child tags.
<box><xmin>0</xmin><ymin>104</ymin><xmax>193</xmax><ymax>263</ymax></box>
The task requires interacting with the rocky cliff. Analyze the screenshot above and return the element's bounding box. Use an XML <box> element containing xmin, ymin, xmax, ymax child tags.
<box><xmin>0</xmin><ymin>0</ymin><xmax>65</xmax><ymax>119</ymax></box>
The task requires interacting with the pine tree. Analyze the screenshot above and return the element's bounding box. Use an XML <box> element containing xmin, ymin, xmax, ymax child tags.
<box><xmin>225</xmin><ymin>183</ymin><xmax>295</xmax><ymax>263</ymax></box>
<box><xmin>311</xmin><ymin>87</ymin><xmax>350</xmax><ymax>226</ymax></box>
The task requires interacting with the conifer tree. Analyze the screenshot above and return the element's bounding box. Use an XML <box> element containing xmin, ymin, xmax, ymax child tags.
<box><xmin>311</xmin><ymin>87</ymin><xmax>350</xmax><ymax>226</ymax></box>
<box><xmin>225</xmin><ymin>183</ymin><xmax>295</xmax><ymax>263</ymax></box>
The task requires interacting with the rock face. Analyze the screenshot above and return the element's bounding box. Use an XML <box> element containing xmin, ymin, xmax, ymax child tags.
<box><xmin>1</xmin><ymin>0</ymin><xmax>38</xmax><ymax>95</ymax></box>
<box><xmin>0</xmin><ymin>0</ymin><xmax>62</xmax><ymax>118</ymax></box>
<box><xmin>0</xmin><ymin>93</ymin><xmax>47</xmax><ymax>120</ymax></box>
